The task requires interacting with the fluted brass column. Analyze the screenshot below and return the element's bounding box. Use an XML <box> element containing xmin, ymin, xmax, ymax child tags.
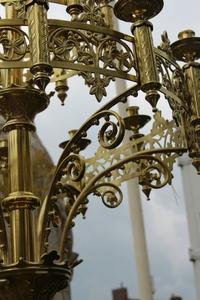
<box><xmin>0</xmin><ymin>88</ymin><xmax>48</xmax><ymax>263</ymax></box>
<box><xmin>99</xmin><ymin>0</ymin><xmax>114</xmax><ymax>28</ymax></box>
<box><xmin>178</xmin><ymin>31</ymin><xmax>200</xmax><ymax>134</ymax></box>
<box><xmin>5</xmin><ymin>124</ymin><xmax>37</xmax><ymax>262</ymax></box>
<box><xmin>131</xmin><ymin>21</ymin><xmax>161</xmax><ymax>111</ymax></box>
<box><xmin>171</xmin><ymin>30</ymin><xmax>200</xmax><ymax>173</ymax></box>
<box><xmin>114</xmin><ymin>0</ymin><xmax>163</xmax><ymax>111</ymax></box>
<box><xmin>26</xmin><ymin>0</ymin><xmax>52</xmax><ymax>90</ymax></box>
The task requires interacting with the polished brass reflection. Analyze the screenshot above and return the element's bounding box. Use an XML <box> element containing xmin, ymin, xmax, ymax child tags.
<box><xmin>0</xmin><ymin>0</ymin><xmax>199</xmax><ymax>298</ymax></box>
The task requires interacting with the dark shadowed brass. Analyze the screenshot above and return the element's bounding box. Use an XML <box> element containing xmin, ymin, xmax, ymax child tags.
<box><xmin>124</xmin><ymin>106</ymin><xmax>151</xmax><ymax>132</ymax></box>
<box><xmin>114</xmin><ymin>0</ymin><xmax>164</xmax><ymax>22</ymax></box>
<box><xmin>171</xmin><ymin>30</ymin><xmax>200</xmax><ymax>62</ymax></box>
<box><xmin>59</xmin><ymin>130</ymin><xmax>91</xmax><ymax>152</ymax></box>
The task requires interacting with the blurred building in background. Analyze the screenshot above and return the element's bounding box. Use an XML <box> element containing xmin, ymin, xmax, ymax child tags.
<box><xmin>170</xmin><ymin>296</ymin><xmax>182</xmax><ymax>300</ymax></box>
<box><xmin>112</xmin><ymin>286</ymin><xmax>182</xmax><ymax>300</ymax></box>
<box><xmin>112</xmin><ymin>286</ymin><xmax>139</xmax><ymax>300</ymax></box>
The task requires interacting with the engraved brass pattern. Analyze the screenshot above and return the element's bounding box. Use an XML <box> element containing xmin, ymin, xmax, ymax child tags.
<box><xmin>58</xmin><ymin>152</ymin><xmax>172</xmax><ymax>260</ymax></box>
<box><xmin>155</xmin><ymin>48</ymin><xmax>188</xmax><ymax>124</ymax></box>
<box><xmin>131</xmin><ymin>21</ymin><xmax>161</xmax><ymax>110</ymax></box>
<box><xmin>0</xmin><ymin>18</ymin><xmax>137</xmax><ymax>100</ymax></box>
<box><xmin>37</xmin><ymin>108</ymin><xmax>126</xmax><ymax>254</ymax></box>
<box><xmin>86</xmin><ymin>111</ymin><xmax>186</xmax><ymax>188</ymax></box>
<box><xmin>0</xmin><ymin>26</ymin><xmax>28</xmax><ymax>61</ymax></box>
<box><xmin>77</xmin><ymin>0</ymin><xmax>106</xmax><ymax>26</ymax></box>
<box><xmin>39</xmin><ymin>103</ymin><xmax>186</xmax><ymax>261</ymax></box>
<box><xmin>49</xmin><ymin>25</ymin><xmax>136</xmax><ymax>101</ymax></box>
<box><xmin>6</xmin><ymin>0</ymin><xmax>26</xmax><ymax>18</ymax></box>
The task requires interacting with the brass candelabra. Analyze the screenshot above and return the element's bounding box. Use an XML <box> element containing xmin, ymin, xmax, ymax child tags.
<box><xmin>0</xmin><ymin>0</ymin><xmax>199</xmax><ymax>299</ymax></box>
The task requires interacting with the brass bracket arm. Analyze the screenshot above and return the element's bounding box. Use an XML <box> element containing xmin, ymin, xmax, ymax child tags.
<box><xmin>58</xmin><ymin>150</ymin><xmax>173</xmax><ymax>261</ymax></box>
<box><xmin>37</xmin><ymin>108</ymin><xmax>125</xmax><ymax>256</ymax></box>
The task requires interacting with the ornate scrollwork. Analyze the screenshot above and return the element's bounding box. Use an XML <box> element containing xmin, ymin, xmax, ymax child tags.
<box><xmin>155</xmin><ymin>47</ymin><xmax>189</xmax><ymax>124</ymax></box>
<box><xmin>139</xmin><ymin>155</ymin><xmax>172</xmax><ymax>201</ymax></box>
<box><xmin>49</xmin><ymin>25</ymin><xmax>136</xmax><ymax>101</ymax></box>
<box><xmin>49</xmin><ymin>28</ymin><xmax>94</xmax><ymax>63</ymax></box>
<box><xmin>93</xmin><ymin>183</ymin><xmax>123</xmax><ymax>208</ymax></box>
<box><xmin>57</xmin><ymin>110</ymin><xmax>125</xmax><ymax>164</ymax></box>
<box><xmin>146</xmin><ymin>111</ymin><xmax>185</xmax><ymax>150</ymax></box>
<box><xmin>97</xmin><ymin>112</ymin><xmax>125</xmax><ymax>149</ymax></box>
<box><xmin>37</xmin><ymin>109</ymin><xmax>125</xmax><ymax>255</ymax></box>
<box><xmin>156</xmin><ymin>33</ymin><xmax>193</xmax><ymax>135</ymax></box>
<box><xmin>55</xmin><ymin>154</ymin><xmax>86</xmax><ymax>184</ymax></box>
<box><xmin>33</xmin><ymin>87</ymin><xmax>187</xmax><ymax>264</ymax></box>
<box><xmin>80</xmin><ymin>72</ymin><xmax>114</xmax><ymax>101</ymax></box>
<box><xmin>86</xmin><ymin>110</ymin><xmax>186</xmax><ymax>188</ymax></box>
<box><xmin>0</xmin><ymin>26</ymin><xmax>28</xmax><ymax>61</ymax></box>
<box><xmin>38</xmin><ymin>96</ymin><xmax>186</xmax><ymax>261</ymax></box>
<box><xmin>58</xmin><ymin>151</ymin><xmax>171</xmax><ymax>260</ymax></box>
<box><xmin>7</xmin><ymin>1</ymin><xmax>26</xmax><ymax>18</ymax></box>
<box><xmin>78</xmin><ymin>0</ymin><xmax>106</xmax><ymax>26</ymax></box>
<box><xmin>158</xmin><ymin>31</ymin><xmax>173</xmax><ymax>58</ymax></box>
<box><xmin>98</xmin><ymin>38</ymin><xmax>135</xmax><ymax>73</ymax></box>
<box><xmin>156</xmin><ymin>51</ymin><xmax>182</xmax><ymax>97</ymax></box>
<box><xmin>53</xmin><ymin>110</ymin><xmax>125</xmax><ymax>188</ymax></box>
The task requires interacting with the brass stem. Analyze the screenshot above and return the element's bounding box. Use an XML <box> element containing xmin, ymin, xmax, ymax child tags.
<box><xmin>10</xmin><ymin>207</ymin><xmax>35</xmax><ymax>262</ymax></box>
<box><xmin>133</xmin><ymin>23</ymin><xmax>159</xmax><ymax>88</ymax></box>
<box><xmin>26</xmin><ymin>0</ymin><xmax>52</xmax><ymax>90</ymax></box>
<box><xmin>0</xmin><ymin>205</ymin><xmax>8</xmax><ymax>263</ymax></box>
<box><xmin>184</xmin><ymin>63</ymin><xmax>200</xmax><ymax>127</ymax></box>
<box><xmin>100</xmin><ymin>1</ymin><xmax>114</xmax><ymax>28</ymax></box>
<box><xmin>8</xmin><ymin>128</ymin><xmax>32</xmax><ymax>192</ymax></box>
<box><xmin>6</xmin><ymin>126</ymin><xmax>37</xmax><ymax>262</ymax></box>
<box><xmin>132</xmin><ymin>21</ymin><xmax>161</xmax><ymax>110</ymax></box>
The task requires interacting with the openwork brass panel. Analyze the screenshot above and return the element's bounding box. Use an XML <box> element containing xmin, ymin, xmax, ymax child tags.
<box><xmin>0</xmin><ymin>26</ymin><xmax>28</xmax><ymax>61</ymax></box>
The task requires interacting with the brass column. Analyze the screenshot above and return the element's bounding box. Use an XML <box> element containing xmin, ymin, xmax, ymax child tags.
<box><xmin>5</xmin><ymin>125</ymin><xmax>37</xmax><ymax>262</ymax></box>
<box><xmin>26</xmin><ymin>0</ymin><xmax>52</xmax><ymax>91</ymax></box>
<box><xmin>0</xmin><ymin>88</ymin><xmax>48</xmax><ymax>263</ymax></box>
<box><xmin>131</xmin><ymin>20</ymin><xmax>161</xmax><ymax>110</ymax></box>
<box><xmin>171</xmin><ymin>30</ymin><xmax>200</xmax><ymax>173</ymax></box>
<box><xmin>114</xmin><ymin>0</ymin><xmax>163</xmax><ymax>111</ymax></box>
<box><xmin>99</xmin><ymin>0</ymin><xmax>114</xmax><ymax>28</ymax></box>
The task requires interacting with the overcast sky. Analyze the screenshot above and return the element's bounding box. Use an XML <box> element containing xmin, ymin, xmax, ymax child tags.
<box><xmin>35</xmin><ymin>1</ymin><xmax>200</xmax><ymax>299</ymax></box>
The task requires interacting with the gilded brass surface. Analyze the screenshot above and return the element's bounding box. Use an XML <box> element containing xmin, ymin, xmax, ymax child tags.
<box><xmin>0</xmin><ymin>253</ymin><xmax>72</xmax><ymax>300</ymax></box>
<box><xmin>0</xmin><ymin>0</ymin><xmax>199</xmax><ymax>298</ymax></box>
<box><xmin>132</xmin><ymin>20</ymin><xmax>161</xmax><ymax>110</ymax></box>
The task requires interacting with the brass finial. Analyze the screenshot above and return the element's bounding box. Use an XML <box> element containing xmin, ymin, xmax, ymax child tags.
<box><xmin>178</xmin><ymin>29</ymin><xmax>195</xmax><ymax>40</ymax></box>
<box><xmin>55</xmin><ymin>80</ymin><xmax>69</xmax><ymax>106</ymax></box>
